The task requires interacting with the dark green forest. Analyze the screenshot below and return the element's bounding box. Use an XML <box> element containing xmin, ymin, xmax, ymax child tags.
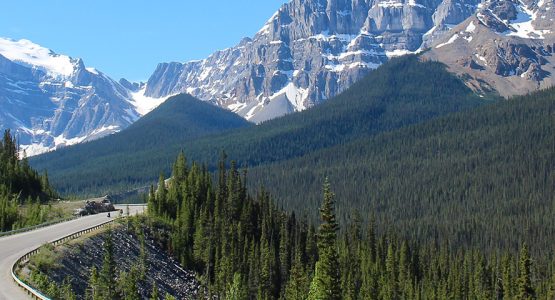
<box><xmin>79</xmin><ymin>153</ymin><xmax>555</xmax><ymax>299</ymax></box>
<box><xmin>31</xmin><ymin>56</ymin><xmax>487</xmax><ymax>196</ymax></box>
<box><xmin>30</xmin><ymin>93</ymin><xmax>252</xmax><ymax>195</ymax></box>
<box><xmin>0</xmin><ymin>130</ymin><xmax>58</xmax><ymax>231</ymax></box>
<box><xmin>249</xmin><ymin>86</ymin><xmax>555</xmax><ymax>255</ymax></box>
<box><xmin>30</xmin><ymin>56</ymin><xmax>553</xmax><ymax>255</ymax></box>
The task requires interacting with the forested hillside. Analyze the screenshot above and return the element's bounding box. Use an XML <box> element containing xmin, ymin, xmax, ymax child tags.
<box><xmin>30</xmin><ymin>94</ymin><xmax>252</xmax><ymax>195</ymax></box>
<box><xmin>31</xmin><ymin>56</ymin><xmax>487</xmax><ymax>196</ymax></box>
<box><xmin>0</xmin><ymin>130</ymin><xmax>58</xmax><ymax>231</ymax></box>
<box><xmin>124</xmin><ymin>153</ymin><xmax>554</xmax><ymax>299</ymax></box>
<box><xmin>249</xmin><ymin>86</ymin><xmax>555</xmax><ymax>254</ymax></box>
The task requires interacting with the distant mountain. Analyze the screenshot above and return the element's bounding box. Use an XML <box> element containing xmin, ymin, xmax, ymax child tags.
<box><xmin>31</xmin><ymin>93</ymin><xmax>251</xmax><ymax>195</ymax></box>
<box><xmin>6</xmin><ymin>1</ymin><xmax>553</xmax><ymax>156</ymax></box>
<box><xmin>425</xmin><ymin>0</ymin><xmax>555</xmax><ymax>96</ymax></box>
<box><xmin>0</xmin><ymin>38</ymin><xmax>168</xmax><ymax>156</ymax></box>
<box><xmin>142</xmin><ymin>0</ymin><xmax>484</xmax><ymax>123</ymax></box>
<box><xmin>31</xmin><ymin>56</ymin><xmax>487</xmax><ymax>196</ymax></box>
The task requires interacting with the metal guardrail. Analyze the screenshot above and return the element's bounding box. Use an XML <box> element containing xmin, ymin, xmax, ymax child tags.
<box><xmin>0</xmin><ymin>203</ymin><xmax>146</xmax><ymax>238</ymax></box>
<box><xmin>11</xmin><ymin>219</ymin><xmax>116</xmax><ymax>300</ymax></box>
<box><xmin>0</xmin><ymin>216</ymin><xmax>78</xmax><ymax>238</ymax></box>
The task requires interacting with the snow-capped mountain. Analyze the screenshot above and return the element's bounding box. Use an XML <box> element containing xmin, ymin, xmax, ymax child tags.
<box><xmin>0</xmin><ymin>38</ymin><xmax>168</xmax><ymax>156</ymax></box>
<box><xmin>144</xmin><ymin>0</ymin><xmax>484</xmax><ymax>123</ymax></box>
<box><xmin>426</xmin><ymin>0</ymin><xmax>555</xmax><ymax>96</ymax></box>
<box><xmin>4</xmin><ymin>0</ymin><xmax>553</xmax><ymax>156</ymax></box>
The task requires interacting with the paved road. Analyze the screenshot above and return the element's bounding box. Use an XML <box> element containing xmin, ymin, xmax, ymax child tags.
<box><xmin>0</xmin><ymin>205</ymin><xmax>146</xmax><ymax>300</ymax></box>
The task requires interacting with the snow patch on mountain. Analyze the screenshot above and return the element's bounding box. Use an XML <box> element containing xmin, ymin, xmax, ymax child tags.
<box><xmin>0</xmin><ymin>37</ymin><xmax>172</xmax><ymax>156</ymax></box>
<box><xmin>129</xmin><ymin>87</ymin><xmax>171</xmax><ymax>117</ymax></box>
<box><xmin>436</xmin><ymin>34</ymin><xmax>460</xmax><ymax>48</ymax></box>
<box><xmin>504</xmin><ymin>1</ymin><xmax>550</xmax><ymax>39</ymax></box>
<box><xmin>144</xmin><ymin>0</ymin><xmax>491</xmax><ymax>122</ymax></box>
<box><xmin>0</xmin><ymin>38</ymin><xmax>75</xmax><ymax>78</ymax></box>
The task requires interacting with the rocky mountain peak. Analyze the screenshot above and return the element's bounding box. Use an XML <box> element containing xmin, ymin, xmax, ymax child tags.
<box><xmin>0</xmin><ymin>38</ymin><xmax>169</xmax><ymax>156</ymax></box>
<box><xmin>143</xmin><ymin>0</ymin><xmax>484</xmax><ymax>123</ymax></box>
<box><xmin>425</xmin><ymin>0</ymin><xmax>555</xmax><ymax>97</ymax></box>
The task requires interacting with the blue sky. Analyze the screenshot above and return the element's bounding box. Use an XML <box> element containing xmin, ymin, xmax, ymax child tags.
<box><xmin>0</xmin><ymin>0</ymin><xmax>287</xmax><ymax>81</ymax></box>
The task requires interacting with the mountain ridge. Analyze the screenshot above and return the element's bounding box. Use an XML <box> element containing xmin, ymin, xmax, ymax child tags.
<box><xmin>4</xmin><ymin>0</ymin><xmax>555</xmax><ymax>155</ymax></box>
<box><xmin>426</xmin><ymin>0</ymin><xmax>555</xmax><ymax>96</ymax></box>
<box><xmin>0</xmin><ymin>38</ymin><xmax>169</xmax><ymax>156</ymax></box>
<box><xmin>142</xmin><ymin>0</ymin><xmax>485</xmax><ymax>123</ymax></box>
<box><xmin>30</xmin><ymin>56</ymin><xmax>487</xmax><ymax>196</ymax></box>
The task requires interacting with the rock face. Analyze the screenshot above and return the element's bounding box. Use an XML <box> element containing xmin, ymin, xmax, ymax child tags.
<box><xmin>4</xmin><ymin>0</ymin><xmax>554</xmax><ymax>154</ymax></box>
<box><xmin>0</xmin><ymin>38</ymin><xmax>166</xmax><ymax>156</ymax></box>
<box><xmin>144</xmin><ymin>0</ymin><xmax>483</xmax><ymax>123</ymax></box>
<box><xmin>426</xmin><ymin>0</ymin><xmax>555</xmax><ymax>96</ymax></box>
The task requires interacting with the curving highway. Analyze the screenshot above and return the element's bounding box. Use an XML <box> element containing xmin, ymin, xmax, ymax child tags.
<box><xmin>0</xmin><ymin>205</ymin><xmax>146</xmax><ymax>300</ymax></box>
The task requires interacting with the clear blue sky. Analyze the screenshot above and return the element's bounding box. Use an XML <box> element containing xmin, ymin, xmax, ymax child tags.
<box><xmin>0</xmin><ymin>0</ymin><xmax>287</xmax><ymax>81</ymax></box>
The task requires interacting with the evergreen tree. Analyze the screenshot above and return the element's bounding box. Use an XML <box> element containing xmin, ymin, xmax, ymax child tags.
<box><xmin>227</xmin><ymin>272</ymin><xmax>248</xmax><ymax>300</ymax></box>
<box><xmin>150</xmin><ymin>282</ymin><xmax>159</xmax><ymax>300</ymax></box>
<box><xmin>147</xmin><ymin>185</ymin><xmax>156</xmax><ymax>216</ymax></box>
<box><xmin>60</xmin><ymin>277</ymin><xmax>76</xmax><ymax>300</ymax></box>
<box><xmin>548</xmin><ymin>258</ymin><xmax>555</xmax><ymax>300</ymax></box>
<box><xmin>87</xmin><ymin>266</ymin><xmax>100</xmax><ymax>300</ymax></box>
<box><xmin>285</xmin><ymin>249</ymin><xmax>310</xmax><ymax>300</ymax></box>
<box><xmin>517</xmin><ymin>243</ymin><xmax>534</xmax><ymax>300</ymax></box>
<box><xmin>308</xmin><ymin>179</ymin><xmax>342</xmax><ymax>300</ymax></box>
<box><xmin>118</xmin><ymin>266</ymin><xmax>141</xmax><ymax>300</ymax></box>
<box><xmin>164</xmin><ymin>293</ymin><xmax>176</xmax><ymax>300</ymax></box>
<box><xmin>156</xmin><ymin>174</ymin><xmax>167</xmax><ymax>217</ymax></box>
<box><xmin>99</xmin><ymin>230</ymin><xmax>117</xmax><ymax>299</ymax></box>
<box><xmin>502</xmin><ymin>253</ymin><xmax>513</xmax><ymax>299</ymax></box>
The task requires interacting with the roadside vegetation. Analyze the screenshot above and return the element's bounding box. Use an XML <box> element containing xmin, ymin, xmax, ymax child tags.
<box><xmin>23</xmin><ymin>152</ymin><xmax>555</xmax><ymax>299</ymax></box>
<box><xmin>0</xmin><ymin>130</ymin><xmax>66</xmax><ymax>232</ymax></box>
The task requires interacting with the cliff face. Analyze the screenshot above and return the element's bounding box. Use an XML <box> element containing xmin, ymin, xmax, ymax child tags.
<box><xmin>426</xmin><ymin>0</ymin><xmax>555</xmax><ymax>97</ymax></box>
<box><xmin>144</xmin><ymin>0</ymin><xmax>482</xmax><ymax>123</ymax></box>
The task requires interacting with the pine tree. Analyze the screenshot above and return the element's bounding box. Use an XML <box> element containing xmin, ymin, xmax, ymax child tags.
<box><xmin>87</xmin><ymin>266</ymin><xmax>100</xmax><ymax>300</ymax></box>
<box><xmin>147</xmin><ymin>185</ymin><xmax>156</xmax><ymax>216</ymax></box>
<box><xmin>172</xmin><ymin>151</ymin><xmax>188</xmax><ymax>182</ymax></box>
<box><xmin>151</xmin><ymin>282</ymin><xmax>159</xmax><ymax>300</ymax></box>
<box><xmin>517</xmin><ymin>243</ymin><xmax>534</xmax><ymax>300</ymax></box>
<box><xmin>384</xmin><ymin>242</ymin><xmax>397</xmax><ymax>300</ymax></box>
<box><xmin>164</xmin><ymin>293</ymin><xmax>176</xmax><ymax>300</ymax></box>
<box><xmin>308</xmin><ymin>179</ymin><xmax>342</xmax><ymax>300</ymax></box>
<box><xmin>308</xmin><ymin>263</ymin><xmax>329</xmax><ymax>300</ymax></box>
<box><xmin>279</xmin><ymin>217</ymin><xmax>292</xmax><ymax>288</ymax></box>
<box><xmin>227</xmin><ymin>272</ymin><xmax>248</xmax><ymax>300</ymax></box>
<box><xmin>548</xmin><ymin>258</ymin><xmax>555</xmax><ymax>300</ymax></box>
<box><xmin>60</xmin><ymin>277</ymin><xmax>76</xmax><ymax>300</ymax></box>
<box><xmin>156</xmin><ymin>174</ymin><xmax>167</xmax><ymax>217</ymax></box>
<box><xmin>118</xmin><ymin>266</ymin><xmax>141</xmax><ymax>300</ymax></box>
<box><xmin>285</xmin><ymin>249</ymin><xmax>310</xmax><ymax>300</ymax></box>
<box><xmin>502</xmin><ymin>253</ymin><xmax>513</xmax><ymax>299</ymax></box>
<box><xmin>99</xmin><ymin>230</ymin><xmax>117</xmax><ymax>299</ymax></box>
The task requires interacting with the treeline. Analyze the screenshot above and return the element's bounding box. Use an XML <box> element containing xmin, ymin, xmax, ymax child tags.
<box><xmin>0</xmin><ymin>130</ymin><xmax>58</xmax><ymax>231</ymax></box>
<box><xmin>141</xmin><ymin>153</ymin><xmax>555</xmax><ymax>299</ymax></box>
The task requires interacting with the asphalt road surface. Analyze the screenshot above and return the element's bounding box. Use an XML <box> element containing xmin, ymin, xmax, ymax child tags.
<box><xmin>0</xmin><ymin>205</ymin><xmax>146</xmax><ymax>300</ymax></box>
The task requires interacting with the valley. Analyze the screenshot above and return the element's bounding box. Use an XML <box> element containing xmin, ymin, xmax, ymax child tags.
<box><xmin>1</xmin><ymin>0</ymin><xmax>554</xmax><ymax>299</ymax></box>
